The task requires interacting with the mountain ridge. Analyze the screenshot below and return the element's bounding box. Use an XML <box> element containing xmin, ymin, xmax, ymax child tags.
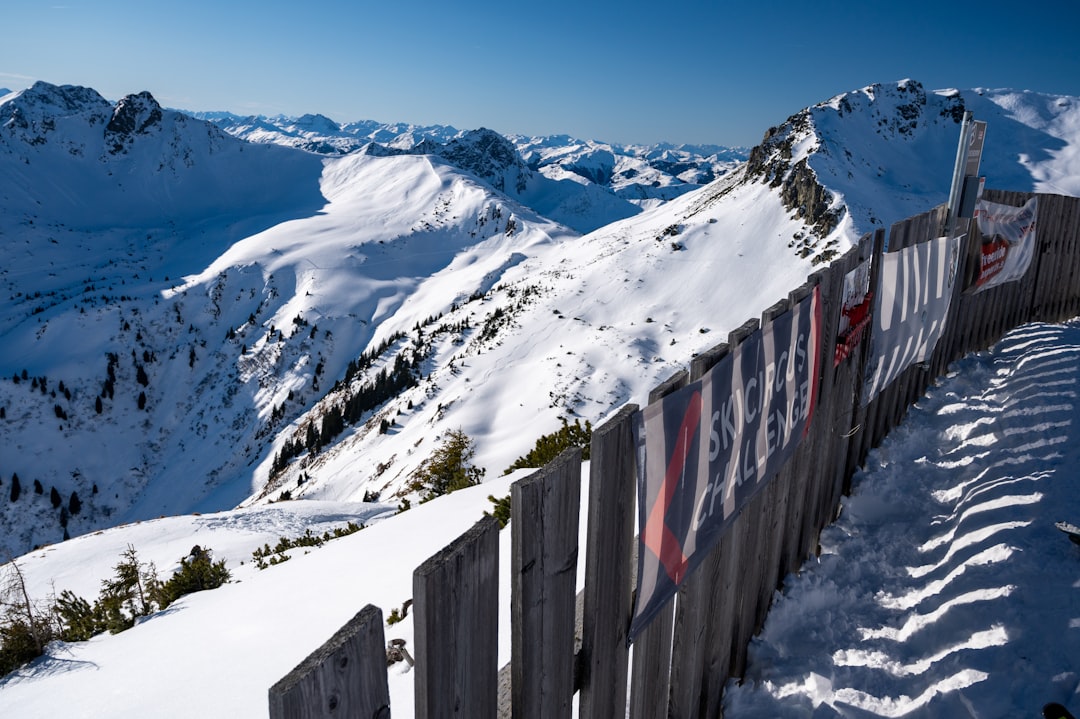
<box><xmin>1</xmin><ymin>79</ymin><xmax>1078</xmax><ymax>560</ymax></box>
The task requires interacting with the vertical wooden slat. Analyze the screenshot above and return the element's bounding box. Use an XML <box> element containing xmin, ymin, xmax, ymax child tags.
<box><xmin>755</xmin><ymin>297</ymin><xmax>795</xmax><ymax>622</ymax></box>
<box><xmin>628</xmin><ymin>370</ymin><xmax>689</xmax><ymax>719</ymax></box>
<box><xmin>667</xmin><ymin>343</ymin><xmax>730</xmax><ymax>719</ymax></box>
<box><xmin>715</xmin><ymin>318</ymin><xmax>760</xmax><ymax>681</ymax></box>
<box><xmin>846</xmin><ymin>228</ymin><xmax>887</xmax><ymax>483</ymax></box>
<box><xmin>269</xmin><ymin>605</ymin><xmax>391</xmax><ymax>719</ymax></box>
<box><xmin>511</xmin><ymin>447</ymin><xmax>582</xmax><ymax>719</ymax></box>
<box><xmin>414</xmin><ymin>516</ymin><xmax>500</xmax><ymax>719</ymax></box>
<box><xmin>579</xmin><ymin>404</ymin><xmax>639</xmax><ymax>719</ymax></box>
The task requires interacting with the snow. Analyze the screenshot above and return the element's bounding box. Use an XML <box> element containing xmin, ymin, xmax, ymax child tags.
<box><xmin>724</xmin><ymin>321</ymin><xmax>1080</xmax><ymax>717</ymax></box>
<box><xmin>3</xmin><ymin>77</ymin><xmax>1080</xmax><ymax>716</ymax></box>
<box><xmin>2</xmin><ymin>320</ymin><xmax>1079</xmax><ymax>717</ymax></box>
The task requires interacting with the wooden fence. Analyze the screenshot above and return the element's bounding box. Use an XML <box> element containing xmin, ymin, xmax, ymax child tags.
<box><xmin>269</xmin><ymin>189</ymin><xmax>1080</xmax><ymax>718</ymax></box>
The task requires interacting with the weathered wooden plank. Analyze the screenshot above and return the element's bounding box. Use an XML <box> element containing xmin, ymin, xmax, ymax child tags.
<box><xmin>414</xmin><ymin>516</ymin><xmax>500</xmax><ymax>719</ymax></box>
<box><xmin>269</xmin><ymin>604</ymin><xmax>390</xmax><ymax>719</ymax></box>
<box><xmin>846</xmin><ymin>228</ymin><xmax>887</xmax><ymax>482</ymax></box>
<box><xmin>628</xmin><ymin>370</ymin><xmax>688</xmax><ymax>719</ymax></box>
<box><xmin>579</xmin><ymin>404</ymin><xmax>639</xmax><ymax>719</ymax></box>
<box><xmin>730</xmin><ymin>488</ymin><xmax>769</xmax><ymax>678</ymax></box>
<box><xmin>803</xmin><ymin>270</ymin><xmax>844</xmax><ymax>555</ymax></box>
<box><xmin>794</xmin><ymin>267</ymin><xmax>837</xmax><ymax>557</ymax></box>
<box><xmin>511</xmin><ymin>447</ymin><xmax>582</xmax><ymax>719</ymax></box>
<box><xmin>667</xmin><ymin>343</ymin><xmax>730</xmax><ymax>719</ymax></box>
<box><xmin>758</xmin><ymin>296</ymin><xmax>796</xmax><ymax>585</ymax></box>
<box><xmin>828</xmin><ymin>230</ymin><xmax>871</xmax><ymax>515</ymax></box>
<box><xmin>714</xmin><ymin>318</ymin><xmax>760</xmax><ymax>682</ymax></box>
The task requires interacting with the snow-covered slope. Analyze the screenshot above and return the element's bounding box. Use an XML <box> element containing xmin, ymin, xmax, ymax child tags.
<box><xmin>745</xmin><ymin>79</ymin><xmax>1080</xmax><ymax>250</ymax></box>
<box><xmin>2</xmin><ymin>320</ymin><xmax>1077</xmax><ymax>718</ymax></box>
<box><xmin>0</xmin><ymin>82</ymin><xmax>571</xmax><ymax>557</ymax></box>
<box><xmin>1</xmin><ymin>78</ymin><xmax>1079</xmax><ymax>570</ymax></box>
<box><xmin>195</xmin><ymin>109</ymin><xmax>746</xmax><ymax>225</ymax></box>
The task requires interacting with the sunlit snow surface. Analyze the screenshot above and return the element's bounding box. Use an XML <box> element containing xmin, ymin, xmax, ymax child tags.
<box><xmin>724</xmin><ymin>321</ymin><xmax>1080</xmax><ymax>717</ymax></box>
<box><xmin>2</xmin><ymin>321</ymin><xmax>1079</xmax><ymax>717</ymax></box>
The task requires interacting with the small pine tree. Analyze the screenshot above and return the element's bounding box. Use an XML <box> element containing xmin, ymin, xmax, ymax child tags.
<box><xmin>98</xmin><ymin>545</ymin><xmax>155</xmax><ymax>632</ymax></box>
<box><xmin>33</xmin><ymin>480</ymin><xmax>42</xmax><ymax>495</ymax></box>
<box><xmin>410</xmin><ymin>428</ymin><xmax>486</xmax><ymax>502</ymax></box>
<box><xmin>152</xmin><ymin>546</ymin><xmax>230</xmax><ymax>609</ymax></box>
<box><xmin>9</xmin><ymin>474</ymin><xmax>20</xmax><ymax>503</ymax></box>
<box><xmin>503</xmin><ymin>418</ymin><xmax>593</xmax><ymax>475</ymax></box>
<box><xmin>68</xmin><ymin>491</ymin><xmax>81</xmax><ymax>516</ymax></box>
<box><xmin>54</xmin><ymin>590</ymin><xmax>104</xmax><ymax>642</ymax></box>
<box><xmin>485</xmin><ymin>494</ymin><xmax>512</xmax><ymax>529</ymax></box>
<box><xmin>50</xmin><ymin>487</ymin><xmax>61</xmax><ymax>508</ymax></box>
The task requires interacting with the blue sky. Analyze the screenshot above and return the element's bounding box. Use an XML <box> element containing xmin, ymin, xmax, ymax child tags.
<box><xmin>4</xmin><ymin>0</ymin><xmax>1079</xmax><ymax>147</ymax></box>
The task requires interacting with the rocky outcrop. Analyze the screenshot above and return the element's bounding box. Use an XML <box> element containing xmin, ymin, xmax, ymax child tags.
<box><xmin>436</xmin><ymin>128</ymin><xmax>531</xmax><ymax>194</ymax></box>
<box><xmin>745</xmin><ymin>111</ymin><xmax>843</xmax><ymax>240</ymax></box>
<box><xmin>105</xmin><ymin>91</ymin><xmax>163</xmax><ymax>154</ymax></box>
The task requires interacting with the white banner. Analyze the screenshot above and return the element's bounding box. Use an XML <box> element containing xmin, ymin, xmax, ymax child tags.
<box><xmin>972</xmin><ymin>196</ymin><xmax>1038</xmax><ymax>292</ymax></box>
<box><xmin>862</xmin><ymin>235</ymin><xmax>961</xmax><ymax>405</ymax></box>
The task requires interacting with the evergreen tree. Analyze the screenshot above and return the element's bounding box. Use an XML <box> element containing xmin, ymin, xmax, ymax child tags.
<box><xmin>152</xmin><ymin>546</ymin><xmax>231</xmax><ymax>609</ymax></box>
<box><xmin>98</xmin><ymin>545</ymin><xmax>154</xmax><ymax>632</ymax></box>
<box><xmin>54</xmin><ymin>590</ymin><xmax>104</xmax><ymax>642</ymax></box>
<box><xmin>410</xmin><ymin>429</ymin><xmax>486</xmax><ymax>502</ymax></box>
<box><xmin>68</xmin><ymin>491</ymin><xmax>81</xmax><ymax>516</ymax></box>
<box><xmin>50</xmin><ymin>487</ymin><xmax>61</xmax><ymax>508</ymax></box>
<box><xmin>503</xmin><ymin>418</ymin><xmax>593</xmax><ymax>475</ymax></box>
<box><xmin>33</xmin><ymin>480</ymin><xmax>42</xmax><ymax>495</ymax></box>
<box><xmin>9</xmin><ymin>474</ymin><xmax>19</xmax><ymax>502</ymax></box>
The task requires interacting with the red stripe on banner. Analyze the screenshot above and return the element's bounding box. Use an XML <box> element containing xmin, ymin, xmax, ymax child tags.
<box><xmin>643</xmin><ymin>390</ymin><xmax>702</xmax><ymax>584</ymax></box>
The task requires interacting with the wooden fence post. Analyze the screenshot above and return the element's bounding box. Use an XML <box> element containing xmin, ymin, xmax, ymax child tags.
<box><xmin>268</xmin><ymin>604</ymin><xmax>391</xmax><ymax>719</ymax></box>
<box><xmin>714</xmin><ymin>318</ymin><xmax>760</xmax><ymax>681</ymax></box>
<box><xmin>579</xmin><ymin>404</ymin><xmax>639</xmax><ymax>719</ymax></box>
<box><xmin>511</xmin><ymin>447</ymin><xmax>582</xmax><ymax>719</ymax></box>
<box><xmin>414</xmin><ymin>516</ymin><xmax>500</xmax><ymax>719</ymax></box>
<box><xmin>628</xmin><ymin>370</ymin><xmax>689</xmax><ymax>719</ymax></box>
<box><xmin>667</xmin><ymin>343</ymin><xmax>729</xmax><ymax>718</ymax></box>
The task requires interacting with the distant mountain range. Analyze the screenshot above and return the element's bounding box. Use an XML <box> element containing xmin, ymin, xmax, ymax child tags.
<box><xmin>189</xmin><ymin>109</ymin><xmax>748</xmax><ymax>233</ymax></box>
<box><xmin>0</xmin><ymin>79</ymin><xmax>1078</xmax><ymax>560</ymax></box>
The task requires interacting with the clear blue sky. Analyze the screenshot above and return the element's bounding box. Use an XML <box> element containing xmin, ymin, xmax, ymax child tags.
<box><xmin>4</xmin><ymin>0</ymin><xmax>1079</xmax><ymax>147</ymax></box>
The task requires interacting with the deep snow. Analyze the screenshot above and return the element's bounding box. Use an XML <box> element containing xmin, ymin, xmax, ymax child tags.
<box><xmin>2</xmin><ymin>78</ymin><xmax>1080</xmax><ymax>717</ymax></box>
<box><xmin>1</xmin><ymin>319</ymin><xmax>1078</xmax><ymax>717</ymax></box>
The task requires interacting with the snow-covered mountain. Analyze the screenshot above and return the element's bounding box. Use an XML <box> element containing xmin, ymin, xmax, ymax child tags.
<box><xmin>2</xmin><ymin>78</ymin><xmax>1079</xmax><ymax>566</ymax></box>
<box><xmin>194</xmin><ymin>109</ymin><xmax>746</xmax><ymax>222</ymax></box>
<box><xmin>2</xmin><ymin>75</ymin><xmax>1080</xmax><ymax>716</ymax></box>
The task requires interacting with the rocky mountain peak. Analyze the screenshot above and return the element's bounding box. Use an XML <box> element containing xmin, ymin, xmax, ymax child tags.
<box><xmin>105</xmin><ymin>91</ymin><xmax>164</xmax><ymax>154</ymax></box>
<box><xmin>436</xmin><ymin>128</ymin><xmax>531</xmax><ymax>193</ymax></box>
<box><xmin>0</xmin><ymin>81</ymin><xmax>111</xmax><ymax>145</ymax></box>
<box><xmin>292</xmin><ymin>113</ymin><xmax>341</xmax><ymax>135</ymax></box>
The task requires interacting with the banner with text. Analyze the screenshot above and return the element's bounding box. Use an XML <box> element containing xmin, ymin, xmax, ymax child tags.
<box><xmin>862</xmin><ymin>235</ymin><xmax>961</xmax><ymax>406</ymax></box>
<box><xmin>971</xmin><ymin>196</ymin><xmax>1038</xmax><ymax>292</ymax></box>
<box><xmin>629</xmin><ymin>288</ymin><xmax>822</xmax><ymax>641</ymax></box>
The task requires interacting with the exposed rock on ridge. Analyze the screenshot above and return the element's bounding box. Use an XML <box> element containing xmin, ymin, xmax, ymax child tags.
<box><xmin>105</xmin><ymin>91</ymin><xmax>164</xmax><ymax>154</ymax></box>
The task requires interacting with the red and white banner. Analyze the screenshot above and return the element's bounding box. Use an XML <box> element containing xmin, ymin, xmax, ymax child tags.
<box><xmin>629</xmin><ymin>288</ymin><xmax>822</xmax><ymax>641</ymax></box>
<box><xmin>835</xmin><ymin>258</ymin><xmax>872</xmax><ymax>367</ymax></box>
<box><xmin>972</xmin><ymin>197</ymin><xmax>1038</xmax><ymax>291</ymax></box>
